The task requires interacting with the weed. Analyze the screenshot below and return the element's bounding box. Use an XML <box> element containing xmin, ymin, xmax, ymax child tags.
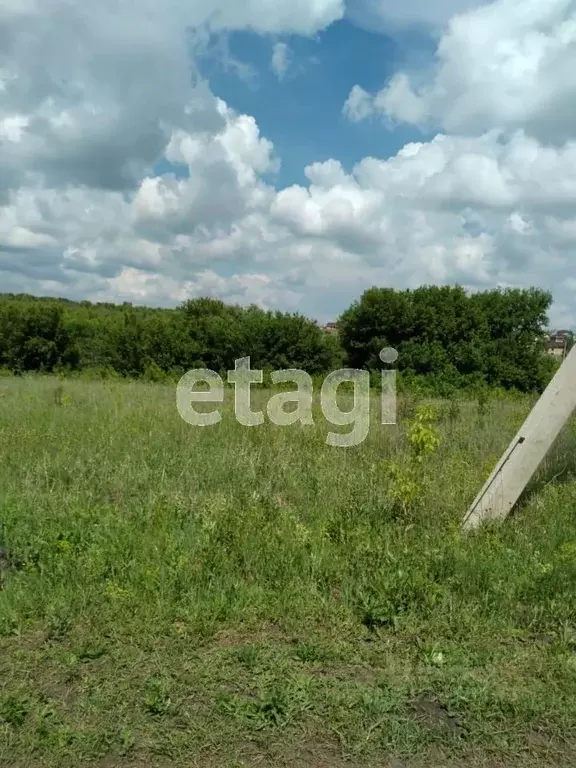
<box><xmin>0</xmin><ymin>693</ymin><xmax>30</xmax><ymax>728</ymax></box>
<box><xmin>218</xmin><ymin>675</ymin><xmax>313</xmax><ymax>730</ymax></box>
<box><xmin>386</xmin><ymin>461</ymin><xmax>421</xmax><ymax>519</ymax></box>
<box><xmin>144</xmin><ymin>677</ymin><xmax>175</xmax><ymax>717</ymax></box>
<box><xmin>408</xmin><ymin>404</ymin><xmax>441</xmax><ymax>462</ymax></box>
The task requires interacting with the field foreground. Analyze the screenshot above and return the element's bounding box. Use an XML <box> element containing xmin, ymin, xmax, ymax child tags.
<box><xmin>1</xmin><ymin>377</ymin><xmax>576</xmax><ymax>767</ymax></box>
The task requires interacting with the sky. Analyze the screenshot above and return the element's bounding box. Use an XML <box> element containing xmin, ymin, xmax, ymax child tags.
<box><xmin>1</xmin><ymin>0</ymin><xmax>576</xmax><ymax>327</ymax></box>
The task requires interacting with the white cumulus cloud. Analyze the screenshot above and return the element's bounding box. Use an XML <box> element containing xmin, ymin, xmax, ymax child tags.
<box><xmin>1</xmin><ymin>0</ymin><xmax>576</xmax><ymax>328</ymax></box>
<box><xmin>344</xmin><ymin>0</ymin><xmax>576</xmax><ymax>144</ymax></box>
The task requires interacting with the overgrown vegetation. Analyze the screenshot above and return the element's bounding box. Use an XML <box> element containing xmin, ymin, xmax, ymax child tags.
<box><xmin>0</xmin><ymin>294</ymin><xmax>343</xmax><ymax>381</ymax></box>
<box><xmin>339</xmin><ymin>285</ymin><xmax>557</xmax><ymax>393</ymax></box>
<box><xmin>0</xmin><ymin>286</ymin><xmax>559</xmax><ymax>396</ymax></box>
<box><xmin>1</xmin><ymin>377</ymin><xmax>575</xmax><ymax>767</ymax></box>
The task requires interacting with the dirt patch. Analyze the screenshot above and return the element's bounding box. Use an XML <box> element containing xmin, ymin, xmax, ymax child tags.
<box><xmin>0</xmin><ymin>630</ymin><xmax>49</xmax><ymax>652</ymax></box>
<box><xmin>409</xmin><ymin>695</ymin><xmax>462</xmax><ymax>734</ymax></box>
<box><xmin>261</xmin><ymin>733</ymin><xmax>352</xmax><ymax>768</ymax></box>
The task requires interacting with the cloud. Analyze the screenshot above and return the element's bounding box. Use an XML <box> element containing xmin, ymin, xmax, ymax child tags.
<box><xmin>3</xmin><ymin>105</ymin><xmax>576</xmax><ymax>324</ymax></box>
<box><xmin>344</xmin><ymin>0</ymin><xmax>576</xmax><ymax>145</ymax></box>
<box><xmin>271</xmin><ymin>42</ymin><xmax>292</xmax><ymax>80</ymax></box>
<box><xmin>343</xmin><ymin>78</ymin><xmax>429</xmax><ymax>125</ymax></box>
<box><xmin>0</xmin><ymin>0</ymin><xmax>344</xmax><ymax>199</ymax></box>
<box><xmin>342</xmin><ymin>85</ymin><xmax>374</xmax><ymax>122</ymax></box>
<box><xmin>2</xmin><ymin>0</ymin><xmax>576</xmax><ymax>329</ymax></box>
<box><xmin>102</xmin><ymin>267</ymin><xmax>302</xmax><ymax>309</ymax></box>
<box><xmin>271</xmin><ymin>131</ymin><xmax>576</xmax><ymax>280</ymax></box>
<box><xmin>346</xmin><ymin>0</ymin><xmax>485</xmax><ymax>33</ymax></box>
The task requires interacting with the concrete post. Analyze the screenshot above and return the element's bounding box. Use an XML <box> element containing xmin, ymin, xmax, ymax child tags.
<box><xmin>462</xmin><ymin>345</ymin><xmax>576</xmax><ymax>531</ymax></box>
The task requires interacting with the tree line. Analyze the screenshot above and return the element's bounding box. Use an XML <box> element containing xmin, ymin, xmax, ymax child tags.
<box><xmin>0</xmin><ymin>286</ymin><xmax>560</xmax><ymax>393</ymax></box>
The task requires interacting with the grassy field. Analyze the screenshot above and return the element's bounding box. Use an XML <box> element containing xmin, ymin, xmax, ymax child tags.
<box><xmin>1</xmin><ymin>376</ymin><xmax>576</xmax><ymax>767</ymax></box>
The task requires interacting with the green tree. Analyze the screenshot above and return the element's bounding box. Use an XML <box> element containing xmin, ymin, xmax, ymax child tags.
<box><xmin>338</xmin><ymin>285</ymin><xmax>554</xmax><ymax>393</ymax></box>
<box><xmin>0</xmin><ymin>301</ymin><xmax>78</xmax><ymax>373</ymax></box>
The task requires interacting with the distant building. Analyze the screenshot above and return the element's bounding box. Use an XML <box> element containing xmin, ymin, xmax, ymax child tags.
<box><xmin>322</xmin><ymin>322</ymin><xmax>339</xmax><ymax>335</ymax></box>
<box><xmin>547</xmin><ymin>330</ymin><xmax>572</xmax><ymax>358</ymax></box>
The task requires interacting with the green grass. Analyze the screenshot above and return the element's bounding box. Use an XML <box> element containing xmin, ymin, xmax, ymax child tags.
<box><xmin>1</xmin><ymin>376</ymin><xmax>575</xmax><ymax>767</ymax></box>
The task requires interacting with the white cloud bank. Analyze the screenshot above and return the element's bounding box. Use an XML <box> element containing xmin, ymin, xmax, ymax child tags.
<box><xmin>2</xmin><ymin>0</ymin><xmax>576</xmax><ymax>326</ymax></box>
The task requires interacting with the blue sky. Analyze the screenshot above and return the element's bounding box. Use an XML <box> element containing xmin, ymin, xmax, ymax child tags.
<box><xmin>195</xmin><ymin>20</ymin><xmax>433</xmax><ymax>187</ymax></box>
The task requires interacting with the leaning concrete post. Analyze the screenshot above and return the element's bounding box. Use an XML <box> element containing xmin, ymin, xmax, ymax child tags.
<box><xmin>463</xmin><ymin>345</ymin><xmax>576</xmax><ymax>531</ymax></box>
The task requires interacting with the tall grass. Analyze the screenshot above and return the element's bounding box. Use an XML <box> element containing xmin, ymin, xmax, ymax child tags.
<box><xmin>1</xmin><ymin>377</ymin><xmax>575</xmax><ymax>767</ymax></box>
